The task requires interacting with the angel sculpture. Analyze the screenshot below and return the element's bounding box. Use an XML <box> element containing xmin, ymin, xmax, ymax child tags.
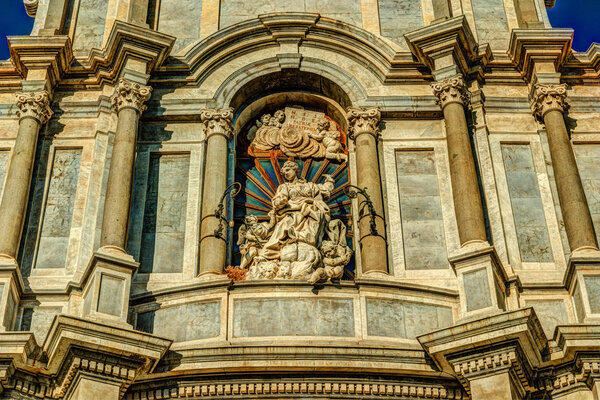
<box><xmin>237</xmin><ymin>214</ymin><xmax>270</xmax><ymax>270</ymax></box>
<box><xmin>310</xmin><ymin>119</ymin><xmax>347</xmax><ymax>162</ymax></box>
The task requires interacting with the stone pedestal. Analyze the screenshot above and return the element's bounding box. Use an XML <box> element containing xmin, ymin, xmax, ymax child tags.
<box><xmin>449</xmin><ymin>243</ymin><xmax>508</xmax><ymax>321</ymax></box>
<box><xmin>564</xmin><ymin>249</ymin><xmax>600</xmax><ymax>324</ymax></box>
<box><xmin>0</xmin><ymin>259</ymin><xmax>24</xmax><ymax>332</ymax></box>
<box><xmin>80</xmin><ymin>249</ymin><xmax>139</xmax><ymax>328</ymax></box>
<box><xmin>418</xmin><ymin>308</ymin><xmax>546</xmax><ymax>399</ymax></box>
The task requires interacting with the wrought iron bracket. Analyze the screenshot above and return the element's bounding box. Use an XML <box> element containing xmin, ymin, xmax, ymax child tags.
<box><xmin>214</xmin><ymin>182</ymin><xmax>242</xmax><ymax>240</ymax></box>
<box><xmin>344</xmin><ymin>184</ymin><xmax>379</xmax><ymax>237</ymax></box>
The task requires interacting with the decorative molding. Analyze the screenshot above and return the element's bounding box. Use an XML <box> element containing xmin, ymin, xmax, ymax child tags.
<box><xmin>530</xmin><ymin>83</ymin><xmax>568</xmax><ymax>120</ymax></box>
<box><xmin>127</xmin><ymin>381</ymin><xmax>466</xmax><ymax>399</ymax></box>
<box><xmin>22</xmin><ymin>0</ymin><xmax>37</xmax><ymax>17</ymax></box>
<box><xmin>431</xmin><ymin>76</ymin><xmax>469</xmax><ymax>109</ymax></box>
<box><xmin>346</xmin><ymin>106</ymin><xmax>381</xmax><ymax>140</ymax></box>
<box><xmin>15</xmin><ymin>91</ymin><xmax>53</xmax><ymax>124</ymax></box>
<box><xmin>200</xmin><ymin>108</ymin><xmax>234</xmax><ymax>140</ymax></box>
<box><xmin>111</xmin><ymin>79</ymin><xmax>152</xmax><ymax>114</ymax></box>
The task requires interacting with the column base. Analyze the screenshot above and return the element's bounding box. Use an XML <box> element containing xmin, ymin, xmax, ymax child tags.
<box><xmin>564</xmin><ymin>248</ymin><xmax>600</xmax><ymax>324</ymax></box>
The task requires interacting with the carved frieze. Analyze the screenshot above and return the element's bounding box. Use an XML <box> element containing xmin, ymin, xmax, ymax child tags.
<box><xmin>15</xmin><ymin>91</ymin><xmax>52</xmax><ymax>124</ymax></box>
<box><xmin>248</xmin><ymin>107</ymin><xmax>347</xmax><ymax>161</ymax></box>
<box><xmin>111</xmin><ymin>79</ymin><xmax>152</xmax><ymax>114</ymax></box>
<box><xmin>431</xmin><ymin>76</ymin><xmax>469</xmax><ymax>109</ymax></box>
<box><xmin>346</xmin><ymin>106</ymin><xmax>380</xmax><ymax>140</ymax></box>
<box><xmin>201</xmin><ymin>108</ymin><xmax>234</xmax><ymax>140</ymax></box>
<box><xmin>530</xmin><ymin>83</ymin><xmax>568</xmax><ymax>120</ymax></box>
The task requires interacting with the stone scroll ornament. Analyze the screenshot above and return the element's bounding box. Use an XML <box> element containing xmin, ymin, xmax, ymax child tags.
<box><xmin>235</xmin><ymin>160</ymin><xmax>353</xmax><ymax>284</ymax></box>
<box><xmin>248</xmin><ymin>108</ymin><xmax>348</xmax><ymax>161</ymax></box>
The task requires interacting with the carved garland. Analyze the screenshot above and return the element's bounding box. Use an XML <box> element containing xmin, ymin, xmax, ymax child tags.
<box><xmin>15</xmin><ymin>91</ymin><xmax>53</xmax><ymax>124</ymax></box>
<box><xmin>530</xmin><ymin>83</ymin><xmax>568</xmax><ymax>121</ymax></box>
<box><xmin>346</xmin><ymin>106</ymin><xmax>381</xmax><ymax>140</ymax></box>
<box><xmin>111</xmin><ymin>79</ymin><xmax>152</xmax><ymax>114</ymax></box>
<box><xmin>200</xmin><ymin>108</ymin><xmax>234</xmax><ymax>140</ymax></box>
<box><xmin>431</xmin><ymin>76</ymin><xmax>469</xmax><ymax>109</ymax></box>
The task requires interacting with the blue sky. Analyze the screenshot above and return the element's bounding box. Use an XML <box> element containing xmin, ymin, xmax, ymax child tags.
<box><xmin>0</xmin><ymin>0</ymin><xmax>599</xmax><ymax>60</ymax></box>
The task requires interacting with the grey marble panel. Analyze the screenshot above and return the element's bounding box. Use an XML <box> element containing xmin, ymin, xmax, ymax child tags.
<box><xmin>36</xmin><ymin>149</ymin><xmax>82</xmax><ymax>269</ymax></box>
<box><xmin>137</xmin><ymin>301</ymin><xmax>221</xmax><ymax>342</ymax></box>
<box><xmin>432</xmin><ymin>0</ymin><xmax>451</xmax><ymax>19</ymax></box>
<box><xmin>525</xmin><ymin>300</ymin><xmax>567</xmax><ymax>337</ymax></box>
<box><xmin>18</xmin><ymin>306</ymin><xmax>62</xmax><ymax>343</ymax></box>
<box><xmin>0</xmin><ymin>150</ymin><xmax>8</xmax><ymax>201</ymax></box>
<box><xmin>502</xmin><ymin>145</ymin><xmax>553</xmax><ymax>263</ymax></box>
<box><xmin>72</xmin><ymin>0</ymin><xmax>109</xmax><ymax>53</ymax></box>
<box><xmin>97</xmin><ymin>274</ymin><xmax>124</xmax><ymax>317</ymax></box>
<box><xmin>396</xmin><ymin>150</ymin><xmax>448</xmax><ymax>270</ymax></box>
<box><xmin>463</xmin><ymin>268</ymin><xmax>492</xmax><ymax>312</ymax></box>
<box><xmin>138</xmin><ymin>154</ymin><xmax>190</xmax><ymax>273</ymax></box>
<box><xmin>573</xmin><ymin>282</ymin><xmax>586</xmax><ymax>322</ymax></box>
<box><xmin>574</xmin><ymin>145</ymin><xmax>600</xmax><ymax>240</ymax></box>
<box><xmin>378</xmin><ymin>0</ymin><xmax>423</xmax><ymax>49</ymax></box>
<box><xmin>584</xmin><ymin>276</ymin><xmax>600</xmax><ymax>314</ymax></box>
<box><xmin>471</xmin><ymin>0</ymin><xmax>510</xmax><ymax>50</ymax></box>
<box><xmin>233</xmin><ymin>298</ymin><xmax>354</xmax><ymax>337</ymax></box>
<box><xmin>219</xmin><ymin>0</ymin><xmax>362</xmax><ymax>30</ymax></box>
<box><xmin>157</xmin><ymin>0</ymin><xmax>203</xmax><ymax>53</ymax></box>
<box><xmin>366</xmin><ymin>298</ymin><xmax>453</xmax><ymax>338</ymax></box>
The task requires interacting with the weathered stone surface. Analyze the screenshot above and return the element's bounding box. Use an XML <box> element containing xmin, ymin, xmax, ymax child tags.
<box><xmin>72</xmin><ymin>0</ymin><xmax>109</xmax><ymax>54</ymax></box>
<box><xmin>17</xmin><ymin>306</ymin><xmax>62</xmax><ymax>343</ymax></box>
<box><xmin>396</xmin><ymin>150</ymin><xmax>448</xmax><ymax>270</ymax></box>
<box><xmin>36</xmin><ymin>149</ymin><xmax>82</xmax><ymax>269</ymax></box>
<box><xmin>0</xmin><ymin>150</ymin><xmax>8</xmax><ymax>200</ymax></box>
<box><xmin>584</xmin><ymin>276</ymin><xmax>600</xmax><ymax>314</ymax></box>
<box><xmin>233</xmin><ymin>298</ymin><xmax>354</xmax><ymax>337</ymax></box>
<box><xmin>471</xmin><ymin>0</ymin><xmax>510</xmax><ymax>50</ymax></box>
<box><xmin>574</xmin><ymin>144</ymin><xmax>600</xmax><ymax>240</ymax></box>
<box><xmin>502</xmin><ymin>144</ymin><xmax>553</xmax><ymax>263</ymax></box>
<box><xmin>378</xmin><ymin>0</ymin><xmax>423</xmax><ymax>49</ymax></box>
<box><xmin>137</xmin><ymin>301</ymin><xmax>221</xmax><ymax>342</ymax></box>
<box><xmin>97</xmin><ymin>273</ymin><xmax>124</xmax><ymax>316</ymax></box>
<box><xmin>366</xmin><ymin>298</ymin><xmax>453</xmax><ymax>338</ymax></box>
<box><xmin>157</xmin><ymin>0</ymin><xmax>204</xmax><ymax>54</ymax></box>
<box><xmin>463</xmin><ymin>268</ymin><xmax>492</xmax><ymax>312</ymax></box>
<box><xmin>525</xmin><ymin>299</ymin><xmax>568</xmax><ymax>337</ymax></box>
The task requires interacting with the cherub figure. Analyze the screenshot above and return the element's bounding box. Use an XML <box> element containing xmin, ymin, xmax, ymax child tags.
<box><xmin>317</xmin><ymin>119</ymin><xmax>347</xmax><ymax>162</ymax></box>
<box><xmin>269</xmin><ymin>110</ymin><xmax>286</xmax><ymax>127</ymax></box>
<box><xmin>237</xmin><ymin>215</ymin><xmax>269</xmax><ymax>269</ymax></box>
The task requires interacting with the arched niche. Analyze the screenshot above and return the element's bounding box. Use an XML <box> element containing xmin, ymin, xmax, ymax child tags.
<box><xmin>227</xmin><ymin>82</ymin><xmax>355</xmax><ymax>280</ymax></box>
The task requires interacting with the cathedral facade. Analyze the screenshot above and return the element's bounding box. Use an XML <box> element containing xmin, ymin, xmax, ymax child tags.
<box><xmin>0</xmin><ymin>0</ymin><xmax>599</xmax><ymax>398</ymax></box>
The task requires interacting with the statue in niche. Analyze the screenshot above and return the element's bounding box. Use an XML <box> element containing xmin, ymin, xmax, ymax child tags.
<box><xmin>237</xmin><ymin>160</ymin><xmax>352</xmax><ymax>283</ymax></box>
<box><xmin>248</xmin><ymin>107</ymin><xmax>347</xmax><ymax>162</ymax></box>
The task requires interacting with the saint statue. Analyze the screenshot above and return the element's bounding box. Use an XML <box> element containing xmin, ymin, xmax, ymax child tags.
<box><xmin>238</xmin><ymin>160</ymin><xmax>352</xmax><ymax>283</ymax></box>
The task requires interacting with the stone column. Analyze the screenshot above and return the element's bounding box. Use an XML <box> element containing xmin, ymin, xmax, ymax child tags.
<box><xmin>432</xmin><ymin>76</ymin><xmax>487</xmax><ymax>246</ymax></box>
<box><xmin>346</xmin><ymin>107</ymin><xmax>388</xmax><ymax>274</ymax></box>
<box><xmin>0</xmin><ymin>91</ymin><xmax>52</xmax><ymax>259</ymax></box>
<box><xmin>531</xmin><ymin>83</ymin><xmax>598</xmax><ymax>252</ymax></box>
<box><xmin>100</xmin><ymin>79</ymin><xmax>151</xmax><ymax>251</ymax></box>
<box><xmin>198</xmin><ymin>108</ymin><xmax>233</xmax><ymax>276</ymax></box>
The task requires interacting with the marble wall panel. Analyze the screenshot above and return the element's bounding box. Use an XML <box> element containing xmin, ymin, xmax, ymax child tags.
<box><xmin>137</xmin><ymin>301</ymin><xmax>221</xmax><ymax>342</ymax></box>
<box><xmin>134</xmin><ymin>154</ymin><xmax>190</xmax><ymax>273</ymax></box>
<box><xmin>0</xmin><ymin>150</ymin><xmax>8</xmax><ymax>201</ymax></box>
<box><xmin>501</xmin><ymin>144</ymin><xmax>553</xmax><ymax>263</ymax></box>
<box><xmin>471</xmin><ymin>0</ymin><xmax>510</xmax><ymax>50</ymax></box>
<box><xmin>72</xmin><ymin>0</ymin><xmax>109</xmax><ymax>54</ymax></box>
<box><xmin>584</xmin><ymin>276</ymin><xmax>600</xmax><ymax>314</ymax></box>
<box><xmin>573</xmin><ymin>282</ymin><xmax>586</xmax><ymax>322</ymax></box>
<box><xmin>574</xmin><ymin>145</ymin><xmax>600</xmax><ymax>240</ymax></box>
<box><xmin>366</xmin><ymin>298</ymin><xmax>453</xmax><ymax>338</ymax></box>
<box><xmin>233</xmin><ymin>298</ymin><xmax>354</xmax><ymax>337</ymax></box>
<box><xmin>219</xmin><ymin>0</ymin><xmax>362</xmax><ymax>30</ymax></box>
<box><xmin>524</xmin><ymin>299</ymin><xmax>568</xmax><ymax>337</ymax></box>
<box><xmin>97</xmin><ymin>274</ymin><xmax>124</xmax><ymax>316</ymax></box>
<box><xmin>378</xmin><ymin>0</ymin><xmax>423</xmax><ymax>49</ymax></box>
<box><xmin>36</xmin><ymin>149</ymin><xmax>82</xmax><ymax>269</ymax></box>
<box><xmin>156</xmin><ymin>0</ymin><xmax>203</xmax><ymax>54</ymax></box>
<box><xmin>395</xmin><ymin>150</ymin><xmax>448</xmax><ymax>270</ymax></box>
<box><xmin>463</xmin><ymin>268</ymin><xmax>492</xmax><ymax>312</ymax></box>
<box><xmin>18</xmin><ymin>306</ymin><xmax>63</xmax><ymax>343</ymax></box>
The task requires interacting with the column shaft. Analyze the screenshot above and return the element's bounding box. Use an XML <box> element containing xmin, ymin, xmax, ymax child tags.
<box><xmin>347</xmin><ymin>107</ymin><xmax>388</xmax><ymax>274</ymax></box>
<box><xmin>100</xmin><ymin>107</ymin><xmax>139</xmax><ymax>249</ymax></box>
<box><xmin>198</xmin><ymin>109</ymin><xmax>233</xmax><ymax>275</ymax></box>
<box><xmin>0</xmin><ymin>92</ymin><xmax>51</xmax><ymax>258</ymax></box>
<box><xmin>544</xmin><ymin>109</ymin><xmax>596</xmax><ymax>250</ymax></box>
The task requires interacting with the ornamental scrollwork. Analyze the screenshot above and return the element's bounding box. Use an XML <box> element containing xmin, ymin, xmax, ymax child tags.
<box><xmin>431</xmin><ymin>76</ymin><xmax>469</xmax><ymax>109</ymax></box>
<box><xmin>111</xmin><ymin>79</ymin><xmax>152</xmax><ymax>114</ymax></box>
<box><xmin>15</xmin><ymin>91</ymin><xmax>53</xmax><ymax>124</ymax></box>
<box><xmin>200</xmin><ymin>108</ymin><xmax>234</xmax><ymax>140</ymax></box>
<box><xmin>530</xmin><ymin>83</ymin><xmax>568</xmax><ymax>121</ymax></box>
<box><xmin>346</xmin><ymin>106</ymin><xmax>381</xmax><ymax>140</ymax></box>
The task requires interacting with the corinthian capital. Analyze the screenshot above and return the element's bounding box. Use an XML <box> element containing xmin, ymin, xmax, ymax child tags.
<box><xmin>530</xmin><ymin>83</ymin><xmax>568</xmax><ymax>120</ymax></box>
<box><xmin>16</xmin><ymin>91</ymin><xmax>52</xmax><ymax>124</ymax></box>
<box><xmin>200</xmin><ymin>108</ymin><xmax>234</xmax><ymax>140</ymax></box>
<box><xmin>346</xmin><ymin>106</ymin><xmax>381</xmax><ymax>140</ymax></box>
<box><xmin>431</xmin><ymin>76</ymin><xmax>469</xmax><ymax>109</ymax></box>
<box><xmin>111</xmin><ymin>79</ymin><xmax>152</xmax><ymax>114</ymax></box>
